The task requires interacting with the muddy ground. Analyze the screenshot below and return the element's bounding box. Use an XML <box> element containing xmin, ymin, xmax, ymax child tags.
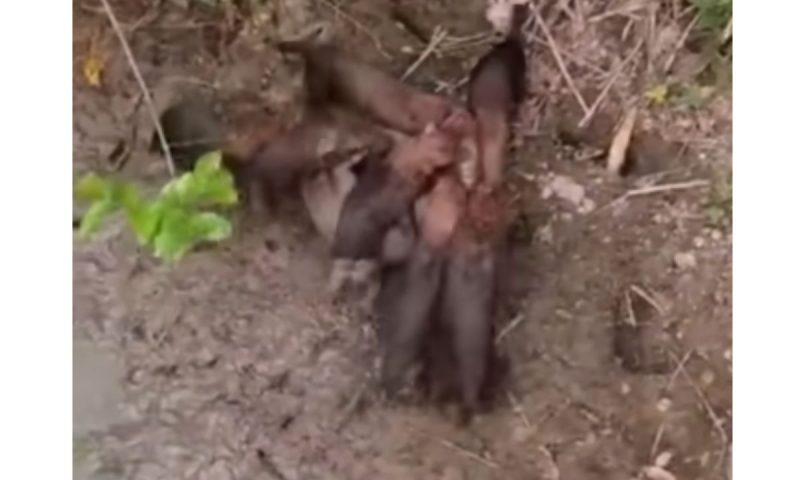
<box><xmin>73</xmin><ymin>1</ymin><xmax>732</xmax><ymax>479</ymax></box>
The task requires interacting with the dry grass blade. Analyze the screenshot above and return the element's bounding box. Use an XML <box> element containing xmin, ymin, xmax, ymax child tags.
<box><xmin>669</xmin><ymin>351</ymin><xmax>729</xmax><ymax>470</ymax></box>
<box><xmin>625</xmin><ymin>180</ymin><xmax>710</xmax><ymax>198</ymax></box>
<box><xmin>607</xmin><ymin>106</ymin><xmax>638</xmax><ymax>175</ymax></box>
<box><xmin>318</xmin><ymin>0</ymin><xmax>392</xmax><ymax>59</ymax></box>
<box><xmin>402</xmin><ymin>26</ymin><xmax>448</xmax><ymax>80</ymax></box>
<box><xmin>630</xmin><ymin>284</ymin><xmax>666</xmax><ymax>316</ymax></box>
<box><xmin>495</xmin><ymin>314</ymin><xmax>526</xmax><ymax>345</ymax></box>
<box><xmin>579</xmin><ymin>37</ymin><xmax>644</xmax><ymax>128</ymax></box>
<box><xmin>99</xmin><ymin>0</ymin><xmax>175</xmax><ymax>177</ymax></box>
<box><xmin>439</xmin><ymin>439</ymin><xmax>501</xmax><ymax>469</ymax></box>
<box><xmin>530</xmin><ymin>1</ymin><xmax>591</xmax><ymax>116</ymax></box>
<box><xmin>601</xmin><ymin>179</ymin><xmax>710</xmax><ymax>212</ymax></box>
<box><xmin>664</xmin><ymin>14</ymin><xmax>699</xmax><ymax>74</ymax></box>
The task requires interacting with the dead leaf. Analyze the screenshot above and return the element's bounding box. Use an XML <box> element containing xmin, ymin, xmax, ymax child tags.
<box><xmin>83</xmin><ymin>53</ymin><xmax>104</xmax><ymax>87</ymax></box>
<box><xmin>82</xmin><ymin>33</ymin><xmax>105</xmax><ymax>87</ymax></box>
<box><xmin>644</xmin><ymin>84</ymin><xmax>669</xmax><ymax>105</ymax></box>
<box><xmin>606</xmin><ymin>107</ymin><xmax>638</xmax><ymax>175</ymax></box>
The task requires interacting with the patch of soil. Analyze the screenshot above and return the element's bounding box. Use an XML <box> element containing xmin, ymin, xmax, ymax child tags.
<box><xmin>73</xmin><ymin>1</ymin><xmax>731</xmax><ymax>479</ymax></box>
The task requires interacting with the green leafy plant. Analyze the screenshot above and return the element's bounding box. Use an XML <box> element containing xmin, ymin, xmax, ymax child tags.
<box><xmin>74</xmin><ymin>151</ymin><xmax>238</xmax><ymax>262</ymax></box>
<box><xmin>691</xmin><ymin>0</ymin><xmax>732</xmax><ymax>32</ymax></box>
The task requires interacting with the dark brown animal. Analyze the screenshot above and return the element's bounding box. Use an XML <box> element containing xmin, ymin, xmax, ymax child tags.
<box><xmin>431</xmin><ymin>187</ymin><xmax>514</xmax><ymax>422</ymax></box>
<box><xmin>377</xmin><ymin>173</ymin><xmax>466</xmax><ymax>397</ymax></box>
<box><xmin>277</xmin><ymin>41</ymin><xmax>453</xmax><ymax>135</ymax></box>
<box><xmin>241</xmin><ymin>108</ymin><xmax>393</xmax><ymax>199</ymax></box>
<box><xmin>331</xmin><ymin>122</ymin><xmax>457</xmax><ymax>260</ymax></box>
<box><xmin>466</xmin><ymin>4</ymin><xmax>527</xmax><ymax>188</ymax></box>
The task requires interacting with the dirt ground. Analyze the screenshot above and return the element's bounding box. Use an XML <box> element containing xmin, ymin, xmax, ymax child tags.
<box><xmin>73</xmin><ymin>1</ymin><xmax>732</xmax><ymax>479</ymax></box>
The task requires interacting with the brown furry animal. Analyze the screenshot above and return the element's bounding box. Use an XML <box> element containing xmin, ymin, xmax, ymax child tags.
<box><xmin>376</xmin><ymin>172</ymin><xmax>467</xmax><ymax>397</ymax></box>
<box><xmin>331</xmin><ymin>122</ymin><xmax>457</xmax><ymax>260</ymax></box>
<box><xmin>278</xmin><ymin>41</ymin><xmax>453</xmax><ymax>135</ymax></box>
<box><xmin>466</xmin><ymin>4</ymin><xmax>527</xmax><ymax>188</ymax></box>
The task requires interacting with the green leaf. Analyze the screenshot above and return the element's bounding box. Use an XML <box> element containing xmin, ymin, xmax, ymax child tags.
<box><xmin>78</xmin><ymin>196</ymin><xmax>118</xmax><ymax>237</ymax></box>
<box><xmin>190</xmin><ymin>212</ymin><xmax>232</xmax><ymax>242</ymax></box>
<box><xmin>152</xmin><ymin>209</ymin><xmax>196</xmax><ymax>262</ymax></box>
<box><xmin>125</xmin><ymin>199</ymin><xmax>164</xmax><ymax>246</ymax></box>
<box><xmin>160</xmin><ymin>150</ymin><xmax>238</xmax><ymax>208</ymax></box>
<box><xmin>74</xmin><ymin>173</ymin><xmax>111</xmax><ymax>201</ymax></box>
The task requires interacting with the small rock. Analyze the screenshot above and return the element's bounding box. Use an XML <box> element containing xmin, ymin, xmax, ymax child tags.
<box><xmin>723</xmin><ymin>348</ymin><xmax>732</xmax><ymax>361</ymax></box>
<box><xmin>693</xmin><ymin>236</ymin><xmax>706</xmax><ymax>248</ymax></box>
<box><xmin>578</xmin><ymin>198</ymin><xmax>596</xmax><ymax>214</ymax></box>
<box><xmin>642</xmin><ymin>465</ymin><xmax>677</xmax><ymax>480</ymax></box>
<box><xmin>673</xmin><ymin>252</ymin><xmax>697</xmax><ymax>270</ymax></box>
<box><xmin>656</xmin><ymin>397</ymin><xmax>672</xmax><ymax>413</ymax></box>
<box><xmin>620</xmin><ymin>382</ymin><xmax>631</xmax><ymax>395</ymax></box>
<box><xmin>511</xmin><ymin>425</ymin><xmax>533</xmax><ymax>443</ymax></box>
<box><xmin>536</xmin><ymin>224</ymin><xmax>554</xmax><ymax>245</ymax></box>
<box><xmin>700</xmin><ymin>369</ymin><xmax>715</xmax><ymax>386</ymax></box>
<box><xmin>550</xmin><ymin>175</ymin><xmax>586</xmax><ymax>206</ymax></box>
<box><xmin>654</xmin><ymin>451</ymin><xmax>673</xmax><ymax>468</ymax></box>
<box><xmin>540</xmin><ymin>185</ymin><xmax>553</xmax><ymax>200</ymax></box>
<box><xmin>710</xmin><ymin>229</ymin><xmax>723</xmax><ymax>241</ymax></box>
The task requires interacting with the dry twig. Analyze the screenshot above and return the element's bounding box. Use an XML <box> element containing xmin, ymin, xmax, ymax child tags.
<box><xmin>602</xmin><ymin>179</ymin><xmax>710</xmax><ymax>211</ymax></box>
<box><xmin>402</xmin><ymin>26</ymin><xmax>448</xmax><ymax>80</ymax></box>
<box><xmin>318</xmin><ymin>0</ymin><xmax>392</xmax><ymax>59</ymax></box>
<box><xmin>664</xmin><ymin>14</ymin><xmax>700</xmax><ymax>73</ymax></box>
<box><xmin>439</xmin><ymin>439</ymin><xmax>501</xmax><ymax>470</ymax></box>
<box><xmin>579</xmin><ymin>37</ymin><xmax>645</xmax><ymax>128</ymax></box>
<box><xmin>495</xmin><ymin>314</ymin><xmax>526</xmax><ymax>345</ymax></box>
<box><xmin>606</xmin><ymin>106</ymin><xmax>639</xmax><ymax>174</ymax></box>
<box><xmin>530</xmin><ymin>1</ymin><xmax>591</xmax><ymax>116</ymax></box>
<box><xmin>630</xmin><ymin>284</ymin><xmax>666</xmax><ymax>316</ymax></box>
<box><xmin>99</xmin><ymin>0</ymin><xmax>175</xmax><ymax>176</ymax></box>
<box><xmin>669</xmin><ymin>351</ymin><xmax>729</xmax><ymax>470</ymax></box>
<box><xmin>506</xmin><ymin>391</ymin><xmax>532</xmax><ymax>428</ymax></box>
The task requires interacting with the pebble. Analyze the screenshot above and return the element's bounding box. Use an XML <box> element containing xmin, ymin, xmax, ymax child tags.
<box><xmin>710</xmin><ymin>229</ymin><xmax>723</xmax><ymax>241</ymax></box>
<box><xmin>693</xmin><ymin>236</ymin><xmax>706</xmax><ymax>248</ymax></box>
<box><xmin>620</xmin><ymin>382</ymin><xmax>631</xmax><ymax>395</ymax></box>
<box><xmin>642</xmin><ymin>465</ymin><xmax>677</xmax><ymax>480</ymax></box>
<box><xmin>673</xmin><ymin>251</ymin><xmax>697</xmax><ymax>270</ymax></box>
<box><xmin>654</xmin><ymin>451</ymin><xmax>673</xmax><ymax>468</ymax></box>
<box><xmin>550</xmin><ymin>175</ymin><xmax>586</xmax><ymax>206</ymax></box>
<box><xmin>701</xmin><ymin>369</ymin><xmax>716</xmax><ymax>386</ymax></box>
<box><xmin>656</xmin><ymin>397</ymin><xmax>672</xmax><ymax>413</ymax></box>
<box><xmin>511</xmin><ymin>425</ymin><xmax>534</xmax><ymax>443</ymax></box>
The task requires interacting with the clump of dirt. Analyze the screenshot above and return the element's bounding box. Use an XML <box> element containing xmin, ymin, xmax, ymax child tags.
<box><xmin>73</xmin><ymin>1</ymin><xmax>731</xmax><ymax>479</ymax></box>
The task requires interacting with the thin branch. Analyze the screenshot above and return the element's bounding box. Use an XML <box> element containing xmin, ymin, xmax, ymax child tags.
<box><xmin>402</xmin><ymin>26</ymin><xmax>448</xmax><ymax>80</ymax></box>
<box><xmin>579</xmin><ymin>37</ymin><xmax>644</xmax><ymax>128</ymax></box>
<box><xmin>664</xmin><ymin>14</ymin><xmax>700</xmax><ymax>74</ymax></box>
<box><xmin>601</xmin><ymin>179</ymin><xmax>710</xmax><ymax>212</ymax></box>
<box><xmin>99</xmin><ymin>0</ymin><xmax>175</xmax><ymax>177</ymax></box>
<box><xmin>318</xmin><ymin>0</ymin><xmax>392</xmax><ymax>59</ymax></box>
<box><xmin>530</xmin><ymin>1</ymin><xmax>591</xmax><ymax>116</ymax></box>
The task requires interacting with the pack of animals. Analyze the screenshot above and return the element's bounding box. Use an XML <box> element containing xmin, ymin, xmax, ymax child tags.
<box><xmin>154</xmin><ymin>4</ymin><xmax>529</xmax><ymax>424</ymax></box>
